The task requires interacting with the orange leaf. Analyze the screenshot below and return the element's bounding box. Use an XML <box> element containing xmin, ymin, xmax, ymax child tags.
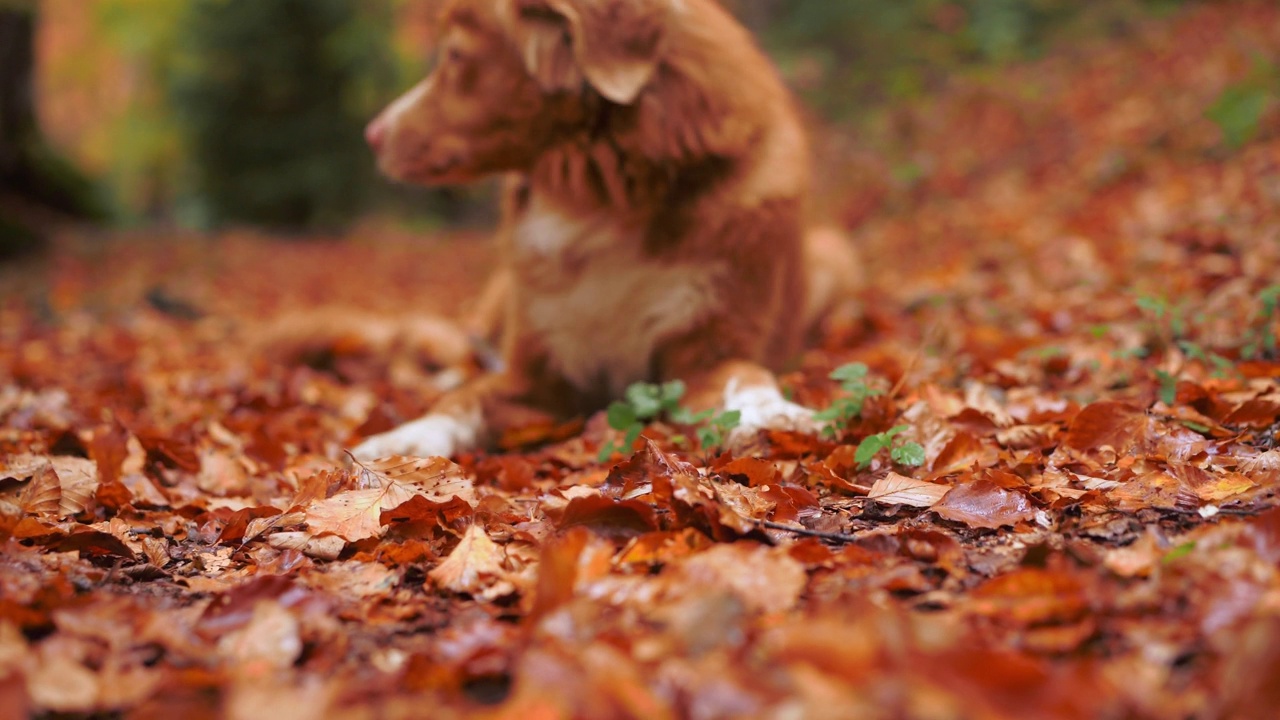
<box><xmin>50</xmin><ymin>457</ymin><xmax>99</xmax><ymax>517</ymax></box>
<box><xmin>1062</xmin><ymin>402</ymin><xmax>1146</xmax><ymax>455</ymax></box>
<box><xmin>867</xmin><ymin>472</ymin><xmax>949</xmax><ymax>508</ymax></box>
<box><xmin>18</xmin><ymin>464</ymin><xmax>61</xmax><ymax>517</ymax></box>
<box><xmin>356</xmin><ymin>455</ymin><xmax>476</xmax><ymax>506</ymax></box>
<box><xmin>934</xmin><ymin>479</ymin><xmax>1036</xmax><ymax>529</ymax></box>
<box><xmin>305</xmin><ymin>481</ymin><xmax>418</xmax><ymax>541</ymax></box>
<box><xmin>428</xmin><ymin>524</ymin><xmax>510</xmax><ymax>597</ymax></box>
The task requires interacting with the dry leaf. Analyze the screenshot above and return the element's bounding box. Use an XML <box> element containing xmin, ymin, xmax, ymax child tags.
<box><xmin>305</xmin><ymin>481</ymin><xmax>419</xmax><ymax>542</ymax></box>
<box><xmin>676</xmin><ymin>543</ymin><xmax>806</xmax><ymax>614</ymax></box>
<box><xmin>268</xmin><ymin>531</ymin><xmax>346</xmax><ymax>561</ymax></box>
<box><xmin>50</xmin><ymin>457</ymin><xmax>99</xmax><ymax>517</ymax></box>
<box><xmin>18</xmin><ymin>464</ymin><xmax>62</xmax><ymax>517</ymax></box>
<box><xmin>428</xmin><ymin>524</ymin><xmax>510</xmax><ymax>597</ymax></box>
<box><xmin>356</xmin><ymin>455</ymin><xmax>476</xmax><ymax>505</ymax></box>
<box><xmin>867</xmin><ymin>472</ymin><xmax>950</xmax><ymax>508</ymax></box>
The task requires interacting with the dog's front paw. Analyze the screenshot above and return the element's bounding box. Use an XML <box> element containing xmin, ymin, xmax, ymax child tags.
<box><xmin>350</xmin><ymin>412</ymin><xmax>481</xmax><ymax>461</ymax></box>
<box><xmin>723</xmin><ymin>382</ymin><xmax>821</xmax><ymax>446</ymax></box>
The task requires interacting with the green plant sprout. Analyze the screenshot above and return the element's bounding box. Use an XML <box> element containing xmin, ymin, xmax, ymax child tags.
<box><xmin>1136</xmin><ymin>286</ymin><xmax>1280</xmax><ymax>394</ymax></box>
<box><xmin>598</xmin><ymin>380</ymin><xmax>742</xmax><ymax>462</ymax></box>
<box><xmin>1241</xmin><ymin>284</ymin><xmax>1280</xmax><ymax>360</ymax></box>
<box><xmin>855</xmin><ymin>425</ymin><xmax>926</xmax><ymax>470</ymax></box>
<box><xmin>815</xmin><ymin>363</ymin><xmax>883</xmax><ymax>439</ymax></box>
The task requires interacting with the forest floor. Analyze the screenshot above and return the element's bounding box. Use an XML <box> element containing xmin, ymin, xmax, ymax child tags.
<box><xmin>4</xmin><ymin>3</ymin><xmax>1280</xmax><ymax>718</ymax></box>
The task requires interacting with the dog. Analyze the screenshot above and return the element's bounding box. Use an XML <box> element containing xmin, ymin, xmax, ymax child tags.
<box><xmin>352</xmin><ymin>0</ymin><xmax>856</xmax><ymax>460</ymax></box>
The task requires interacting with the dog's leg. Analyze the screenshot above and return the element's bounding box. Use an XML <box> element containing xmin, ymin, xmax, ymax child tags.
<box><xmin>675</xmin><ymin>359</ymin><xmax>819</xmax><ymax>443</ymax></box>
<box><xmin>350</xmin><ymin>371</ymin><xmax>554</xmax><ymax>460</ymax></box>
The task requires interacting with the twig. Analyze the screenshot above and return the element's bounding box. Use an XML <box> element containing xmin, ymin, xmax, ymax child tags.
<box><xmin>760</xmin><ymin>520</ymin><xmax>863</xmax><ymax>544</ymax></box>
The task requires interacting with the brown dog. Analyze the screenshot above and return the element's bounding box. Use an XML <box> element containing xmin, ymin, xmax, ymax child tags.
<box><xmin>353</xmin><ymin>0</ymin><xmax>851</xmax><ymax>460</ymax></box>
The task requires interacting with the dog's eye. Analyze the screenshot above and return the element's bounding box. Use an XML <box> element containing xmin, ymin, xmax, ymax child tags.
<box><xmin>445</xmin><ymin>47</ymin><xmax>465</xmax><ymax>64</ymax></box>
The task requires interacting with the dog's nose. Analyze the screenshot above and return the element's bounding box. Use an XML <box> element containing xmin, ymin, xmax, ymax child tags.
<box><xmin>365</xmin><ymin>117</ymin><xmax>387</xmax><ymax>153</ymax></box>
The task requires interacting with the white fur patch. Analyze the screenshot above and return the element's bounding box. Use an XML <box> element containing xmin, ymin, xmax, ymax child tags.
<box><xmin>723</xmin><ymin>380</ymin><xmax>818</xmax><ymax>443</ymax></box>
<box><xmin>515</xmin><ymin>196</ymin><xmax>724</xmax><ymax>395</ymax></box>
<box><xmin>351</xmin><ymin>405</ymin><xmax>482</xmax><ymax>461</ymax></box>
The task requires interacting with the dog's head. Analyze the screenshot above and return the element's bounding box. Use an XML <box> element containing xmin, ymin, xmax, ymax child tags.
<box><xmin>365</xmin><ymin>0</ymin><xmax>674</xmax><ymax>184</ymax></box>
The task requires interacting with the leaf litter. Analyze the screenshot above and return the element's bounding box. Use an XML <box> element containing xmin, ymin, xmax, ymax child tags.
<box><xmin>3</xmin><ymin>3</ymin><xmax>1280</xmax><ymax>717</ymax></box>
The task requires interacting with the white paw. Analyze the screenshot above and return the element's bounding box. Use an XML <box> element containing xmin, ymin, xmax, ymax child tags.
<box><xmin>351</xmin><ymin>411</ymin><xmax>481</xmax><ymax>461</ymax></box>
<box><xmin>723</xmin><ymin>382</ymin><xmax>820</xmax><ymax>445</ymax></box>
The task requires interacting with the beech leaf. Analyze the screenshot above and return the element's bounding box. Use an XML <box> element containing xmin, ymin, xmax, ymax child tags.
<box><xmin>934</xmin><ymin>480</ymin><xmax>1037</xmax><ymax>529</ymax></box>
<box><xmin>868</xmin><ymin>472</ymin><xmax>950</xmax><ymax>508</ymax></box>
<box><xmin>356</xmin><ymin>455</ymin><xmax>476</xmax><ymax>505</ymax></box>
<box><xmin>428</xmin><ymin>524</ymin><xmax>510</xmax><ymax>597</ymax></box>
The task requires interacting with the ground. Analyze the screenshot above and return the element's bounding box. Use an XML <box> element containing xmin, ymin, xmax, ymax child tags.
<box><xmin>3</xmin><ymin>3</ymin><xmax>1280</xmax><ymax>718</ymax></box>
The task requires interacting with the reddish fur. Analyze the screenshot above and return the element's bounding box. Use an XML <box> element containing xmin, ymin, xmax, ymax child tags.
<box><xmin>357</xmin><ymin>0</ymin><xmax>853</xmax><ymax>455</ymax></box>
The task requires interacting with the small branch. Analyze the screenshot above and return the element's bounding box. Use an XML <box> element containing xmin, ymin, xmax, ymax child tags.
<box><xmin>760</xmin><ymin>520</ymin><xmax>863</xmax><ymax>544</ymax></box>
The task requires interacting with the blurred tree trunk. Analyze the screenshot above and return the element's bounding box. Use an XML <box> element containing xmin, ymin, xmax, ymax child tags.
<box><xmin>1</xmin><ymin>2</ymin><xmax>103</xmax><ymax>258</ymax></box>
<box><xmin>0</xmin><ymin>6</ymin><xmax>37</xmax><ymax>194</ymax></box>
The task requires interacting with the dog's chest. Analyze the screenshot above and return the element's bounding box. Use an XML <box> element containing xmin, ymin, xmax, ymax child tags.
<box><xmin>512</xmin><ymin>199</ymin><xmax>721</xmax><ymax>395</ymax></box>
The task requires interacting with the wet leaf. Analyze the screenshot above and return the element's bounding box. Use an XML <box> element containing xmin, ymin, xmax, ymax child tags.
<box><xmin>934</xmin><ymin>480</ymin><xmax>1037</xmax><ymax>529</ymax></box>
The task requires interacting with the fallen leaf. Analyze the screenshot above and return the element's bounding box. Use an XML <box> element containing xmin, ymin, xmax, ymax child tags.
<box><xmin>867</xmin><ymin>472</ymin><xmax>950</xmax><ymax>508</ymax></box>
<box><xmin>556</xmin><ymin>495</ymin><xmax>659</xmax><ymax>537</ymax></box>
<box><xmin>216</xmin><ymin>600</ymin><xmax>303</xmax><ymax>672</ymax></box>
<box><xmin>267</xmin><ymin>532</ymin><xmax>345</xmax><ymax>561</ymax></box>
<box><xmin>305</xmin><ymin>480</ymin><xmax>418</xmax><ymax>541</ymax></box>
<box><xmin>1062</xmin><ymin>402</ymin><xmax>1146</xmax><ymax>456</ymax></box>
<box><xmin>674</xmin><ymin>543</ymin><xmax>806</xmax><ymax>615</ymax></box>
<box><xmin>934</xmin><ymin>479</ymin><xmax>1037</xmax><ymax>529</ymax></box>
<box><xmin>429</xmin><ymin>524</ymin><xmax>510</xmax><ymax>597</ymax></box>
<box><xmin>356</xmin><ymin>455</ymin><xmax>477</xmax><ymax>505</ymax></box>
<box><xmin>18</xmin><ymin>464</ymin><xmax>61</xmax><ymax>517</ymax></box>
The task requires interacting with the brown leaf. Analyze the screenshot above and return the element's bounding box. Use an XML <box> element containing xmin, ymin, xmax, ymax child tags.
<box><xmin>934</xmin><ymin>479</ymin><xmax>1037</xmax><ymax>529</ymax></box>
<box><xmin>379</xmin><ymin>493</ymin><xmax>474</xmax><ymax>533</ymax></box>
<box><xmin>715</xmin><ymin>457</ymin><xmax>783</xmax><ymax>487</ymax></box>
<box><xmin>530</xmin><ymin>527</ymin><xmax>614</xmax><ymax>620</ymax></box>
<box><xmin>47</xmin><ymin>530</ymin><xmax>137</xmax><ymax>561</ymax></box>
<box><xmin>267</xmin><ymin>532</ymin><xmax>345</xmax><ymax>561</ymax></box>
<box><xmin>197</xmin><ymin>575</ymin><xmax>312</xmax><ymax>638</ymax></box>
<box><xmin>615</xmin><ymin>529</ymin><xmax>714</xmax><ymax>567</ymax></box>
<box><xmin>675</xmin><ymin>543</ymin><xmax>806</xmax><ymax>614</ymax></box>
<box><xmin>305</xmin><ymin>482</ymin><xmax>418</xmax><ymax>542</ymax></box>
<box><xmin>970</xmin><ymin>567</ymin><xmax>1089</xmax><ymax>626</ymax></box>
<box><xmin>867</xmin><ymin>472</ymin><xmax>949</xmax><ymax>508</ymax></box>
<box><xmin>50</xmin><ymin>457</ymin><xmax>98</xmax><ymax>517</ymax></box>
<box><xmin>18</xmin><ymin>464</ymin><xmax>61</xmax><ymax>517</ymax></box>
<box><xmin>1062</xmin><ymin>401</ymin><xmax>1146</xmax><ymax>455</ymax></box>
<box><xmin>216</xmin><ymin>600</ymin><xmax>302</xmax><ymax>671</ymax></box>
<box><xmin>556</xmin><ymin>495</ymin><xmax>659</xmax><ymax>537</ymax></box>
<box><xmin>931</xmin><ymin>432</ymin><xmax>999</xmax><ymax>474</ymax></box>
<box><xmin>607</xmin><ymin>439</ymin><xmax>700</xmax><ymax>499</ymax></box>
<box><xmin>1223</xmin><ymin>398</ymin><xmax>1280</xmax><ymax>428</ymax></box>
<box><xmin>428</xmin><ymin>524</ymin><xmax>510</xmax><ymax>597</ymax></box>
<box><xmin>356</xmin><ymin>455</ymin><xmax>476</xmax><ymax>505</ymax></box>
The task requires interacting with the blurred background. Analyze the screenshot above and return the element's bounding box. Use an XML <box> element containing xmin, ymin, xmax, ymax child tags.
<box><xmin>0</xmin><ymin>0</ymin><xmax>1210</xmax><ymax>258</ymax></box>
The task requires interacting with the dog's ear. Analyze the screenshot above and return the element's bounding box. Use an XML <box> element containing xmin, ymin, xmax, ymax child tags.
<box><xmin>509</xmin><ymin>0</ymin><xmax>669</xmax><ymax>105</ymax></box>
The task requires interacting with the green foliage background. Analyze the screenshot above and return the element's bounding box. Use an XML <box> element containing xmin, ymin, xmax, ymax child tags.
<box><xmin>65</xmin><ymin>0</ymin><xmax>1206</xmax><ymax>230</ymax></box>
<box><xmin>167</xmin><ymin>0</ymin><xmax>395</xmax><ymax>230</ymax></box>
<box><xmin>739</xmin><ymin>0</ymin><xmax>1189</xmax><ymax>118</ymax></box>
